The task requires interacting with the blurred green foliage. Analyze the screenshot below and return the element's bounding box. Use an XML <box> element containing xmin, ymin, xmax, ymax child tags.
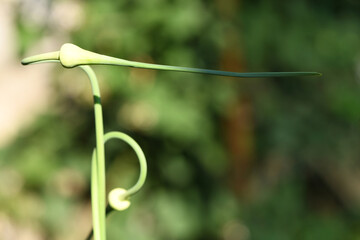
<box><xmin>1</xmin><ymin>0</ymin><xmax>360</xmax><ymax>239</ymax></box>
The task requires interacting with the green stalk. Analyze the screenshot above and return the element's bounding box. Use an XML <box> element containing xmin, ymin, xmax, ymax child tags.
<box><xmin>80</xmin><ymin>66</ymin><xmax>106</xmax><ymax>240</ymax></box>
<box><xmin>21</xmin><ymin>43</ymin><xmax>321</xmax><ymax>240</ymax></box>
<box><xmin>21</xmin><ymin>43</ymin><xmax>322</xmax><ymax>78</ymax></box>
<box><xmin>86</xmin><ymin>131</ymin><xmax>148</xmax><ymax>240</ymax></box>
<box><xmin>22</xmin><ymin>58</ymin><xmax>148</xmax><ymax>240</ymax></box>
<box><xmin>105</xmin><ymin>60</ymin><xmax>321</xmax><ymax>78</ymax></box>
<box><xmin>104</xmin><ymin>132</ymin><xmax>147</xmax><ymax>198</ymax></box>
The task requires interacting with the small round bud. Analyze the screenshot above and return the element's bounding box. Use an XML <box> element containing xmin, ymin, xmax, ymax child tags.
<box><xmin>108</xmin><ymin>188</ymin><xmax>131</xmax><ymax>211</ymax></box>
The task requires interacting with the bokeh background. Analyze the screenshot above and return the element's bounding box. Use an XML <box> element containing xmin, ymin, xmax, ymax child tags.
<box><xmin>1</xmin><ymin>0</ymin><xmax>360</xmax><ymax>239</ymax></box>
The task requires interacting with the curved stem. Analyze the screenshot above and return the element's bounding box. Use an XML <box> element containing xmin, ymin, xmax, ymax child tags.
<box><xmin>86</xmin><ymin>131</ymin><xmax>148</xmax><ymax>240</ymax></box>
<box><xmin>80</xmin><ymin>66</ymin><xmax>106</xmax><ymax>240</ymax></box>
<box><xmin>104</xmin><ymin>131</ymin><xmax>147</xmax><ymax>198</ymax></box>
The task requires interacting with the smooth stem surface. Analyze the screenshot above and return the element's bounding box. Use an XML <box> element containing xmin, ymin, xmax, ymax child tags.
<box><xmin>86</xmin><ymin>131</ymin><xmax>148</xmax><ymax>240</ymax></box>
<box><xmin>121</xmin><ymin>61</ymin><xmax>321</xmax><ymax>78</ymax></box>
<box><xmin>21</xmin><ymin>43</ymin><xmax>320</xmax><ymax>240</ymax></box>
<box><xmin>104</xmin><ymin>132</ymin><xmax>147</xmax><ymax>198</ymax></box>
<box><xmin>80</xmin><ymin>66</ymin><xmax>106</xmax><ymax>240</ymax></box>
<box><xmin>26</xmin><ymin>61</ymin><xmax>147</xmax><ymax>240</ymax></box>
<box><xmin>21</xmin><ymin>43</ymin><xmax>321</xmax><ymax>78</ymax></box>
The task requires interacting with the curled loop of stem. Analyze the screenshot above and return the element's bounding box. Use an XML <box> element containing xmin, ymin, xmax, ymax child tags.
<box><xmin>103</xmin><ymin>131</ymin><xmax>148</xmax><ymax>210</ymax></box>
<box><xmin>85</xmin><ymin>131</ymin><xmax>147</xmax><ymax>240</ymax></box>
